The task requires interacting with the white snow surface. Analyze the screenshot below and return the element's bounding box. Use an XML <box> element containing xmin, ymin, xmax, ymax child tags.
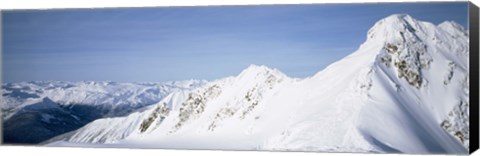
<box><xmin>44</xmin><ymin>14</ymin><xmax>469</xmax><ymax>154</ymax></box>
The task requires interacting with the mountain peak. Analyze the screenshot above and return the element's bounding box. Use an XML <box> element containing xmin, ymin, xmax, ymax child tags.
<box><xmin>374</xmin><ymin>14</ymin><xmax>418</xmax><ymax>28</ymax></box>
<box><xmin>438</xmin><ymin>20</ymin><xmax>467</xmax><ymax>37</ymax></box>
<box><xmin>364</xmin><ymin>14</ymin><xmax>467</xmax><ymax>45</ymax></box>
<box><xmin>366</xmin><ymin>14</ymin><xmax>424</xmax><ymax>42</ymax></box>
<box><xmin>238</xmin><ymin>64</ymin><xmax>287</xmax><ymax>80</ymax></box>
<box><xmin>244</xmin><ymin>64</ymin><xmax>271</xmax><ymax>71</ymax></box>
<box><xmin>438</xmin><ymin>20</ymin><xmax>464</xmax><ymax>30</ymax></box>
<box><xmin>386</xmin><ymin>13</ymin><xmax>413</xmax><ymax>19</ymax></box>
<box><xmin>240</xmin><ymin>64</ymin><xmax>274</xmax><ymax>75</ymax></box>
<box><xmin>381</xmin><ymin>14</ymin><xmax>417</xmax><ymax>25</ymax></box>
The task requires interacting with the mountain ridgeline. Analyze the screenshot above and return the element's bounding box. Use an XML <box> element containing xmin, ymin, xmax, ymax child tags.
<box><xmin>2</xmin><ymin>14</ymin><xmax>470</xmax><ymax>154</ymax></box>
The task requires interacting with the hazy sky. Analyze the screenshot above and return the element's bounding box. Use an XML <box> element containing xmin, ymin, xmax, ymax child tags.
<box><xmin>2</xmin><ymin>2</ymin><xmax>468</xmax><ymax>82</ymax></box>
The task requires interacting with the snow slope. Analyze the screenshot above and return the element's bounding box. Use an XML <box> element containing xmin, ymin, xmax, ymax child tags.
<box><xmin>46</xmin><ymin>14</ymin><xmax>469</xmax><ymax>154</ymax></box>
<box><xmin>2</xmin><ymin>80</ymin><xmax>206</xmax><ymax>144</ymax></box>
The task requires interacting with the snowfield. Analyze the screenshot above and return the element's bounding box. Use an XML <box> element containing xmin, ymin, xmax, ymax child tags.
<box><xmin>2</xmin><ymin>14</ymin><xmax>470</xmax><ymax>154</ymax></box>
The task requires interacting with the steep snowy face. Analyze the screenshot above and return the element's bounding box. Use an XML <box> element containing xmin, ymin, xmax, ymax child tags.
<box><xmin>258</xmin><ymin>14</ymin><xmax>469</xmax><ymax>154</ymax></box>
<box><xmin>357</xmin><ymin>14</ymin><xmax>469</xmax><ymax>153</ymax></box>
<box><xmin>134</xmin><ymin>65</ymin><xmax>291</xmax><ymax>135</ymax></box>
<box><xmin>51</xmin><ymin>65</ymin><xmax>291</xmax><ymax>144</ymax></box>
<box><xmin>44</xmin><ymin>90</ymin><xmax>191</xmax><ymax>144</ymax></box>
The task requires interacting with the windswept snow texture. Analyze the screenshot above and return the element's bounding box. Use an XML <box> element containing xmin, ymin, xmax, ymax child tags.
<box><xmin>1</xmin><ymin>80</ymin><xmax>206</xmax><ymax>144</ymax></box>
<box><xmin>7</xmin><ymin>14</ymin><xmax>470</xmax><ymax>154</ymax></box>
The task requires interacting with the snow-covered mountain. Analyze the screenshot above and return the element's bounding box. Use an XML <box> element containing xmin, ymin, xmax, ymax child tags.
<box><xmin>46</xmin><ymin>66</ymin><xmax>289</xmax><ymax>144</ymax></box>
<box><xmin>1</xmin><ymin>80</ymin><xmax>206</xmax><ymax>144</ymax></box>
<box><xmin>32</xmin><ymin>14</ymin><xmax>472</xmax><ymax>154</ymax></box>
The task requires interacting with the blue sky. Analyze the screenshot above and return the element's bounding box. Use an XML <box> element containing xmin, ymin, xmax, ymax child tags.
<box><xmin>2</xmin><ymin>2</ymin><xmax>468</xmax><ymax>82</ymax></box>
